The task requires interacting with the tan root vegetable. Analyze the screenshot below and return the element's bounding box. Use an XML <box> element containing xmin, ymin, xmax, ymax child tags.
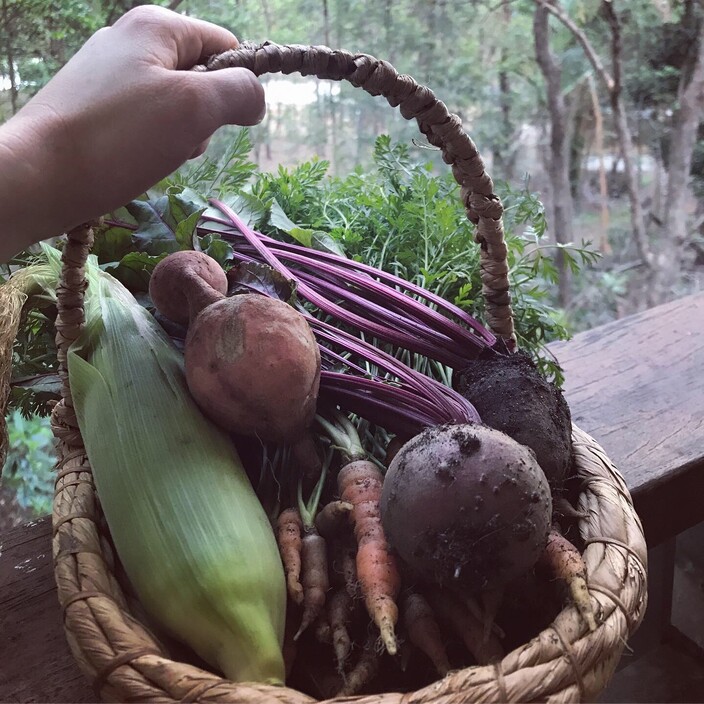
<box><xmin>149</xmin><ymin>250</ymin><xmax>227</xmax><ymax>325</ymax></box>
<box><xmin>186</xmin><ymin>293</ymin><xmax>321</xmax><ymax>442</ymax></box>
<box><xmin>539</xmin><ymin>525</ymin><xmax>597</xmax><ymax>631</ymax></box>
<box><xmin>276</xmin><ymin>508</ymin><xmax>305</xmax><ymax>606</ymax></box>
<box><xmin>149</xmin><ymin>251</ymin><xmax>321</xmax><ymax>443</ymax></box>
<box><xmin>401</xmin><ymin>591</ymin><xmax>451</xmax><ymax>677</ymax></box>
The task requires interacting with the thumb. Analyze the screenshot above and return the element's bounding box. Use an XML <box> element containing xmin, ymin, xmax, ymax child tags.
<box><xmin>196</xmin><ymin>67</ymin><xmax>267</xmax><ymax>128</ymax></box>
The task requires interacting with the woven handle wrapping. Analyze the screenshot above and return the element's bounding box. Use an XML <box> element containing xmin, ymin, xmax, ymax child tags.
<box><xmin>49</xmin><ymin>44</ymin><xmax>648</xmax><ymax>704</ymax></box>
<box><xmin>202</xmin><ymin>42</ymin><xmax>514</xmax><ymax>343</ymax></box>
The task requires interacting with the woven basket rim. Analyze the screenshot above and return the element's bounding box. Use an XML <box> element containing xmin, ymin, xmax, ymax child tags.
<box><xmin>48</xmin><ymin>44</ymin><xmax>648</xmax><ymax>703</ymax></box>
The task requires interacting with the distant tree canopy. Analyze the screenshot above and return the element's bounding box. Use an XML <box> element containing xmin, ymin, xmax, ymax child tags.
<box><xmin>2</xmin><ymin>0</ymin><xmax>704</xmax><ymax>317</ymax></box>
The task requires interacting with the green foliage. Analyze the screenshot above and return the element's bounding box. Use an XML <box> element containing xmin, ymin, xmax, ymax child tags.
<box><xmin>1</xmin><ymin>410</ymin><xmax>55</xmax><ymax>516</ymax></box>
<box><xmin>171</xmin><ymin>131</ymin><xmax>585</xmax><ymax>381</ymax></box>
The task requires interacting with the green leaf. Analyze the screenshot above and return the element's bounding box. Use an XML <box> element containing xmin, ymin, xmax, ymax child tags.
<box><xmin>311</xmin><ymin>231</ymin><xmax>347</xmax><ymax>257</ymax></box>
<box><xmin>126</xmin><ymin>199</ymin><xmax>180</xmax><ymax>255</ymax></box>
<box><xmin>227</xmin><ymin>262</ymin><xmax>297</xmax><ymax>304</ymax></box>
<box><xmin>103</xmin><ymin>252</ymin><xmax>166</xmax><ymax>292</ymax></box>
<box><xmin>91</xmin><ymin>224</ymin><xmax>135</xmax><ymax>264</ymax></box>
<box><xmin>174</xmin><ymin>208</ymin><xmax>205</xmax><ymax>249</ymax></box>
<box><xmin>203</xmin><ymin>191</ymin><xmax>268</xmax><ymax>228</ymax></box>
<box><xmin>199</xmin><ymin>234</ymin><xmax>235</xmax><ymax>267</ymax></box>
<box><xmin>288</xmin><ymin>227</ymin><xmax>314</xmax><ymax>247</ymax></box>
<box><xmin>269</xmin><ymin>200</ymin><xmax>301</xmax><ymax>233</ymax></box>
<box><xmin>10</xmin><ymin>373</ymin><xmax>62</xmax><ymax>395</ymax></box>
<box><xmin>167</xmin><ymin>188</ymin><xmax>208</xmax><ymax>224</ymax></box>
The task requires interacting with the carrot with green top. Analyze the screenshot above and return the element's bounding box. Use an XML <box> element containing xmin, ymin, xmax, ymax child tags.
<box><xmin>318</xmin><ymin>411</ymin><xmax>401</xmax><ymax>656</ymax></box>
<box><xmin>294</xmin><ymin>449</ymin><xmax>333</xmax><ymax>640</ymax></box>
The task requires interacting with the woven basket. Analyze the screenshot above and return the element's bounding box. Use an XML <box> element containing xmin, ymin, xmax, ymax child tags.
<box><xmin>50</xmin><ymin>43</ymin><xmax>648</xmax><ymax>703</ymax></box>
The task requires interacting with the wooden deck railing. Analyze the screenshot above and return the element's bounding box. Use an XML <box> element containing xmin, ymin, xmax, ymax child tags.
<box><xmin>2</xmin><ymin>290</ymin><xmax>703</xmax><ymax>702</ymax></box>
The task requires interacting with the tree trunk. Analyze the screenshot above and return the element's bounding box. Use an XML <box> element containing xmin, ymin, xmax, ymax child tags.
<box><xmin>587</xmin><ymin>75</ymin><xmax>611</xmax><ymax>253</ymax></box>
<box><xmin>533</xmin><ymin>0</ymin><xmax>652</xmax><ymax>267</ymax></box>
<box><xmin>322</xmin><ymin>0</ymin><xmax>330</xmax><ymax>45</ymax></box>
<box><xmin>664</xmin><ymin>16</ymin><xmax>704</xmax><ymax>253</ymax></box>
<box><xmin>2</xmin><ymin>0</ymin><xmax>18</xmax><ymax>115</ymax></box>
<box><xmin>533</xmin><ymin>4</ymin><xmax>573</xmax><ymax>308</ymax></box>
<box><xmin>602</xmin><ymin>1</ymin><xmax>652</xmax><ymax>267</ymax></box>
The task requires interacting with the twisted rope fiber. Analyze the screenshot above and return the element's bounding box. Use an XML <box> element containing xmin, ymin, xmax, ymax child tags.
<box><xmin>206</xmin><ymin>42</ymin><xmax>513</xmax><ymax>342</ymax></box>
<box><xmin>47</xmin><ymin>43</ymin><xmax>648</xmax><ymax>702</ymax></box>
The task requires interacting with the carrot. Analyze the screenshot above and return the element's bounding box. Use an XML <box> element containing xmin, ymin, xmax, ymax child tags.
<box><xmin>295</xmin><ymin>528</ymin><xmax>330</xmax><ymax>640</ymax></box>
<box><xmin>338</xmin><ymin>458</ymin><xmax>401</xmax><ymax>656</ymax></box>
<box><xmin>276</xmin><ymin>507</ymin><xmax>304</xmax><ymax>605</ymax></box>
<box><xmin>554</xmin><ymin>496</ymin><xmax>589</xmax><ymax>521</ymax></box>
<box><xmin>337</xmin><ymin>633</ymin><xmax>380</xmax><ymax>696</ymax></box>
<box><xmin>314</xmin><ymin>615</ymin><xmax>332</xmax><ymax>644</ymax></box>
<box><xmin>328</xmin><ymin>586</ymin><xmax>354</xmax><ymax>672</ymax></box>
<box><xmin>539</xmin><ymin>525</ymin><xmax>597</xmax><ymax>631</ymax></box>
<box><xmin>315</xmin><ymin>499</ymin><xmax>353</xmax><ymax>539</ymax></box>
<box><xmin>401</xmin><ymin>591</ymin><xmax>451</xmax><ymax>677</ymax></box>
<box><xmin>333</xmin><ymin>539</ymin><xmax>359</xmax><ymax>600</ymax></box>
<box><xmin>428</xmin><ymin>589</ymin><xmax>504</xmax><ymax>665</ymax></box>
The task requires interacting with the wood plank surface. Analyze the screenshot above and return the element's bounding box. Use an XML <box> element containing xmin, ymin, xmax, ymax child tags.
<box><xmin>0</xmin><ymin>516</ymin><xmax>94</xmax><ymax>703</ymax></box>
<box><xmin>2</xmin><ymin>291</ymin><xmax>704</xmax><ymax>702</ymax></box>
<box><xmin>551</xmin><ymin>291</ymin><xmax>704</xmax><ymax>546</ymax></box>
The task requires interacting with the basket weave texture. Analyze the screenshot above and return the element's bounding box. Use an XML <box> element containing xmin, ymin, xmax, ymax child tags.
<box><xmin>49</xmin><ymin>43</ymin><xmax>647</xmax><ymax>703</ymax></box>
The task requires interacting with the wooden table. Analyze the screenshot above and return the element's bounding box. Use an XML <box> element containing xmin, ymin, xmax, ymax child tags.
<box><xmin>2</xmin><ymin>291</ymin><xmax>704</xmax><ymax>702</ymax></box>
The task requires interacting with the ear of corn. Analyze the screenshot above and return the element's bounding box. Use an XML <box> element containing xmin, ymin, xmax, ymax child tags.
<box><xmin>44</xmin><ymin>247</ymin><xmax>286</xmax><ymax>684</ymax></box>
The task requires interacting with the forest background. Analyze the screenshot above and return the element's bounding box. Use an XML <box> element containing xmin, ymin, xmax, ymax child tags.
<box><xmin>1</xmin><ymin>0</ymin><xmax>703</xmax><ymax>527</ymax></box>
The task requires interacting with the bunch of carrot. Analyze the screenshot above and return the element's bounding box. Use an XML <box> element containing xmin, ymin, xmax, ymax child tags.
<box><xmin>252</xmin><ymin>405</ymin><xmax>596</xmax><ymax>698</ymax></box>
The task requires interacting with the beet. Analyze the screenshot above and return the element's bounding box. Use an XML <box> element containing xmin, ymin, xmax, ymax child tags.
<box><xmin>149</xmin><ymin>250</ymin><xmax>227</xmax><ymax>325</ymax></box>
<box><xmin>454</xmin><ymin>350</ymin><xmax>573</xmax><ymax>490</ymax></box>
<box><xmin>185</xmin><ymin>293</ymin><xmax>321</xmax><ymax>443</ymax></box>
<box><xmin>380</xmin><ymin>423</ymin><xmax>552</xmax><ymax>594</ymax></box>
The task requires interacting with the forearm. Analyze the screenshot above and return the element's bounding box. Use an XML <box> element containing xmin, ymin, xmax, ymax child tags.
<box><xmin>0</xmin><ymin>114</ymin><xmax>68</xmax><ymax>262</ymax></box>
<box><xmin>0</xmin><ymin>5</ymin><xmax>265</xmax><ymax>264</ymax></box>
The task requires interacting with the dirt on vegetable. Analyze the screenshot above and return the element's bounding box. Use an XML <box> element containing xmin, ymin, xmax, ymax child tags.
<box><xmin>453</xmin><ymin>349</ymin><xmax>573</xmax><ymax>491</ymax></box>
<box><xmin>381</xmin><ymin>423</ymin><xmax>553</xmax><ymax>594</ymax></box>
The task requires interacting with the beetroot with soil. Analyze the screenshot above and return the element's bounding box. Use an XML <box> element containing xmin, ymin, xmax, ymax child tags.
<box><xmin>380</xmin><ymin>423</ymin><xmax>553</xmax><ymax>594</ymax></box>
<box><xmin>454</xmin><ymin>349</ymin><xmax>573</xmax><ymax>491</ymax></box>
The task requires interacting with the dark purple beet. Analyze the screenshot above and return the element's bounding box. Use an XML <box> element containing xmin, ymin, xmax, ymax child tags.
<box><xmin>380</xmin><ymin>423</ymin><xmax>552</xmax><ymax>594</ymax></box>
<box><xmin>454</xmin><ymin>350</ymin><xmax>573</xmax><ymax>491</ymax></box>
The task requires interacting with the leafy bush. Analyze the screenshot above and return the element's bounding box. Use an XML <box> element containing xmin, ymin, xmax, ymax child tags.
<box><xmin>1</xmin><ymin>410</ymin><xmax>55</xmax><ymax>517</ymax></box>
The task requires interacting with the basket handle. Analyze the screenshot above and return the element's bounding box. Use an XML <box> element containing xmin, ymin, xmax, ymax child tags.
<box><xmin>55</xmin><ymin>43</ymin><xmax>516</xmax><ymax>402</ymax></box>
<box><xmin>203</xmin><ymin>42</ymin><xmax>514</xmax><ymax>343</ymax></box>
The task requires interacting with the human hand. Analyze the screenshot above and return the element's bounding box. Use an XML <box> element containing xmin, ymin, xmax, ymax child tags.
<box><xmin>0</xmin><ymin>5</ymin><xmax>265</xmax><ymax>260</ymax></box>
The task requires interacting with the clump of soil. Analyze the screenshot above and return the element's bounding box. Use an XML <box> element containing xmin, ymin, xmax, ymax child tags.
<box><xmin>454</xmin><ymin>350</ymin><xmax>573</xmax><ymax>491</ymax></box>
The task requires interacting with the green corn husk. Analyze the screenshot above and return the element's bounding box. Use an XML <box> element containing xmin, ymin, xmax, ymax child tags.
<box><xmin>42</xmin><ymin>246</ymin><xmax>286</xmax><ymax>684</ymax></box>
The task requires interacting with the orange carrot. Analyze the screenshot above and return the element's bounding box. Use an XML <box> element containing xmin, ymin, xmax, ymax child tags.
<box><xmin>338</xmin><ymin>459</ymin><xmax>401</xmax><ymax>656</ymax></box>
<box><xmin>539</xmin><ymin>526</ymin><xmax>597</xmax><ymax>631</ymax></box>
<box><xmin>315</xmin><ymin>499</ymin><xmax>353</xmax><ymax>539</ymax></box>
<box><xmin>295</xmin><ymin>528</ymin><xmax>330</xmax><ymax>640</ymax></box>
<box><xmin>276</xmin><ymin>507</ymin><xmax>304</xmax><ymax>605</ymax></box>
<box><xmin>401</xmin><ymin>591</ymin><xmax>451</xmax><ymax>677</ymax></box>
<box><xmin>428</xmin><ymin>589</ymin><xmax>504</xmax><ymax>665</ymax></box>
